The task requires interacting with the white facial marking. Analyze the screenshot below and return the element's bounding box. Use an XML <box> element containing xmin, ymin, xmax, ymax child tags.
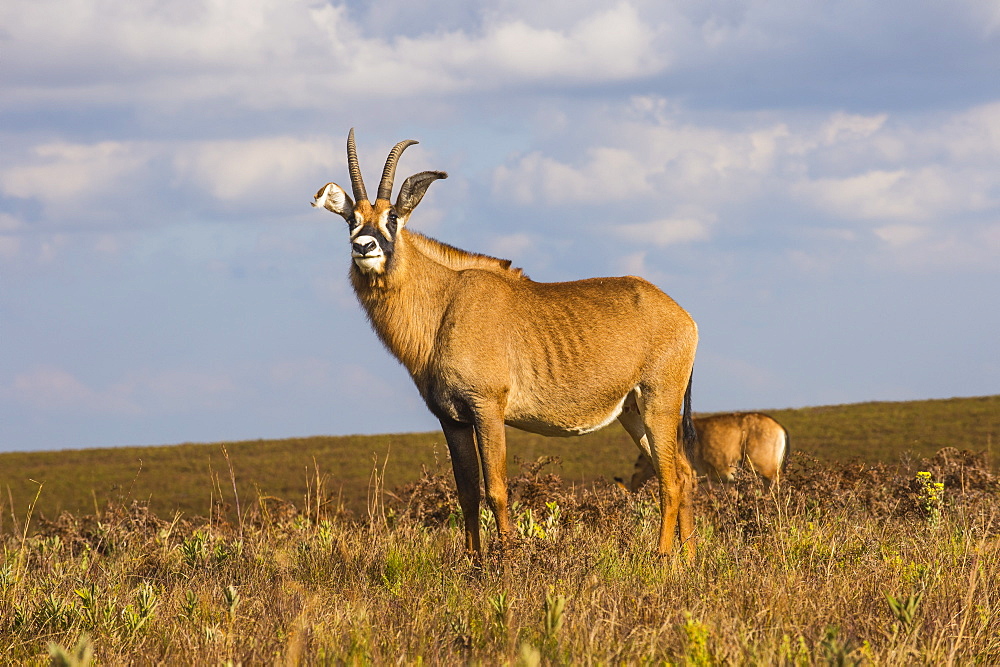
<box><xmin>351</xmin><ymin>234</ymin><xmax>382</xmax><ymax>256</ymax></box>
<box><xmin>353</xmin><ymin>255</ymin><xmax>386</xmax><ymax>273</ymax></box>
<box><xmin>351</xmin><ymin>233</ymin><xmax>385</xmax><ymax>273</ymax></box>
<box><xmin>381</xmin><ymin>214</ymin><xmax>395</xmax><ymax>242</ymax></box>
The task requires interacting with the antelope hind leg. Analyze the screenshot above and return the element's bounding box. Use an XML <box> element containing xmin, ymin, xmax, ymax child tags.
<box><xmin>644</xmin><ymin>408</ymin><xmax>692</xmax><ymax>559</ymax></box>
<box><xmin>677</xmin><ymin>459</ymin><xmax>696</xmax><ymax>563</ymax></box>
<box><xmin>474</xmin><ymin>411</ymin><xmax>512</xmax><ymax>546</ymax></box>
<box><xmin>618</xmin><ymin>390</ymin><xmax>654</xmax><ymax>492</ymax></box>
<box><xmin>621</xmin><ymin>390</ymin><xmax>695</xmax><ymax>560</ymax></box>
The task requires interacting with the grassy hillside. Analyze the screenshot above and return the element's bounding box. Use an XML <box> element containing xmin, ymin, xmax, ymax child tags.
<box><xmin>1</xmin><ymin>395</ymin><xmax>996</xmax><ymax>527</ymax></box>
<box><xmin>767</xmin><ymin>394</ymin><xmax>998</xmax><ymax>463</ymax></box>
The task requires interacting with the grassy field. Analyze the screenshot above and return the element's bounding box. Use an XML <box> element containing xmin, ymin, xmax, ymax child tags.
<box><xmin>0</xmin><ymin>395</ymin><xmax>996</xmax><ymax>526</ymax></box>
<box><xmin>2</xmin><ymin>442</ymin><xmax>998</xmax><ymax>663</ymax></box>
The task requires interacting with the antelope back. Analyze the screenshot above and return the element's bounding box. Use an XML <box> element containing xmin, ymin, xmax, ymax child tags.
<box><xmin>736</xmin><ymin>413</ymin><xmax>788</xmax><ymax>481</ymax></box>
<box><xmin>629</xmin><ymin>412</ymin><xmax>789</xmax><ymax>489</ymax></box>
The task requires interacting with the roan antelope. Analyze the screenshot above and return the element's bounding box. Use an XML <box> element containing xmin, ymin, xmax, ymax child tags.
<box><xmin>628</xmin><ymin>412</ymin><xmax>790</xmax><ymax>491</ymax></box>
<box><xmin>312</xmin><ymin>130</ymin><xmax>700</xmax><ymax>559</ymax></box>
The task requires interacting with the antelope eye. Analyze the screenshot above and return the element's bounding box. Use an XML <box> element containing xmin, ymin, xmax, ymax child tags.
<box><xmin>386</xmin><ymin>211</ymin><xmax>398</xmax><ymax>234</ymax></box>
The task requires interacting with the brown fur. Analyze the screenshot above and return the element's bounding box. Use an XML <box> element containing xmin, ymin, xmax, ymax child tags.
<box><xmin>313</xmin><ymin>134</ymin><xmax>699</xmax><ymax>560</ymax></box>
<box><xmin>629</xmin><ymin>412</ymin><xmax>789</xmax><ymax>491</ymax></box>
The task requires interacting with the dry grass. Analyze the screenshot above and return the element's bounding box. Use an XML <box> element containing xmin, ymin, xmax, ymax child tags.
<box><xmin>3</xmin><ymin>448</ymin><xmax>999</xmax><ymax>664</ymax></box>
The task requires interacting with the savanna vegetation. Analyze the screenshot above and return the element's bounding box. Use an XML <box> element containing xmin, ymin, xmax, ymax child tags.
<box><xmin>1</xmin><ymin>395</ymin><xmax>996</xmax><ymax>522</ymax></box>
<box><xmin>1</xmin><ymin>395</ymin><xmax>997</xmax><ymax>664</ymax></box>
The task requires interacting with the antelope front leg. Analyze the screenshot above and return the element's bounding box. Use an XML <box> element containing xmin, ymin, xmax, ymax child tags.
<box><xmin>440</xmin><ymin>418</ymin><xmax>482</xmax><ymax>555</ymax></box>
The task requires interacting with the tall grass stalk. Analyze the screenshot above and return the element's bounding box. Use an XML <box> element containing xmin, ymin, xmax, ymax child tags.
<box><xmin>221</xmin><ymin>445</ymin><xmax>243</xmax><ymax>540</ymax></box>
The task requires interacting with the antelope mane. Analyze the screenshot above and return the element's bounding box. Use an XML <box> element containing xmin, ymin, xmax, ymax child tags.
<box><xmin>405</xmin><ymin>231</ymin><xmax>528</xmax><ymax>279</ymax></box>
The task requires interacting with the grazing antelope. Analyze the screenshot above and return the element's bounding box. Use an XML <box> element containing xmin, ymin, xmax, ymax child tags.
<box><xmin>312</xmin><ymin>130</ymin><xmax>699</xmax><ymax>559</ymax></box>
<box><xmin>628</xmin><ymin>412</ymin><xmax>790</xmax><ymax>491</ymax></box>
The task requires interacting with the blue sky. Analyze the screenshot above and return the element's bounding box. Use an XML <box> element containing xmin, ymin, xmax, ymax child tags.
<box><xmin>2</xmin><ymin>0</ymin><xmax>998</xmax><ymax>451</ymax></box>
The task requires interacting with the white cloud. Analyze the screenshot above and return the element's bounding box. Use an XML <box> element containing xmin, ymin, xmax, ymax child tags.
<box><xmin>0</xmin><ymin>141</ymin><xmax>160</xmax><ymax>231</ymax></box>
<box><xmin>6</xmin><ymin>365</ymin><xmax>243</xmax><ymax>415</ymax></box>
<box><xmin>306</xmin><ymin>3</ymin><xmax>664</xmax><ymax>98</ymax></box>
<box><xmin>0</xmin><ymin>141</ymin><xmax>156</xmax><ymax>221</ymax></box>
<box><xmin>338</xmin><ymin>363</ymin><xmax>398</xmax><ymax>398</ymax></box>
<box><xmin>820</xmin><ymin>112</ymin><xmax>888</xmax><ymax>146</ymax></box>
<box><xmin>10</xmin><ymin>367</ymin><xmax>139</xmax><ymax>415</ymax></box>
<box><xmin>794</xmin><ymin>166</ymin><xmax>991</xmax><ymax>223</ymax></box>
<box><xmin>172</xmin><ymin>136</ymin><xmax>339</xmax><ymax>202</ymax></box>
<box><xmin>874</xmin><ymin>224</ymin><xmax>928</xmax><ymax>246</ymax></box>
<box><xmin>5</xmin><ymin>96</ymin><xmax>999</xmax><ymax>277</ymax></box>
<box><xmin>615</xmin><ymin>250</ymin><xmax>649</xmax><ymax>276</ymax></box>
<box><xmin>871</xmin><ymin>221</ymin><xmax>1000</xmax><ymax>271</ymax></box>
<box><xmin>0</xmin><ymin>213</ymin><xmax>23</xmax><ymax>232</ymax></box>
<box><xmin>495</xmin><ymin>107</ymin><xmax>795</xmax><ymax>209</ymax></box>
<box><xmin>479</xmin><ymin>3</ymin><xmax>661</xmax><ymax>81</ymax></box>
<box><xmin>702</xmin><ymin>354</ymin><xmax>784</xmax><ymax>395</ymax></box>
<box><xmin>269</xmin><ymin>358</ymin><xmax>333</xmax><ymax>390</ymax></box>
<box><xmin>38</xmin><ymin>235</ymin><xmax>70</xmax><ymax>263</ymax></box>
<box><xmin>94</xmin><ymin>234</ymin><xmax>125</xmax><ymax>255</ymax></box>
<box><xmin>1</xmin><ymin>1</ymin><xmax>666</xmax><ymax>111</ymax></box>
<box><xmin>1</xmin><ymin>0</ymin><xmax>329</xmax><ymax>76</ymax></box>
<box><xmin>135</xmin><ymin>369</ymin><xmax>243</xmax><ymax>411</ymax></box>
<box><xmin>795</xmin><ymin>169</ymin><xmax>914</xmax><ymax>220</ymax></box>
<box><xmin>0</xmin><ymin>236</ymin><xmax>22</xmax><ymax>260</ymax></box>
<box><xmin>0</xmin><ymin>135</ymin><xmax>345</xmax><ymax>230</ymax></box>
<box><xmin>494</xmin><ymin>147</ymin><xmax>652</xmax><ymax>204</ymax></box>
<box><xmin>496</xmin><ymin>99</ymin><xmax>1000</xmax><ymax>240</ymax></box>
<box><xmin>485</xmin><ymin>233</ymin><xmax>535</xmax><ymax>259</ymax></box>
<box><xmin>483</xmin><ymin>97</ymin><xmax>1000</xmax><ymax>277</ymax></box>
<box><xmin>939</xmin><ymin>102</ymin><xmax>1000</xmax><ymax>161</ymax></box>
<box><xmin>618</xmin><ymin>217</ymin><xmax>711</xmax><ymax>246</ymax></box>
<box><xmin>313</xmin><ymin>272</ymin><xmax>357</xmax><ymax>309</ymax></box>
<box><xmin>0</xmin><ymin>213</ymin><xmax>23</xmax><ymax>260</ymax></box>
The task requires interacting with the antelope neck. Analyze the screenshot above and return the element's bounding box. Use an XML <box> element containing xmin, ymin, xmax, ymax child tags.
<box><xmin>350</xmin><ymin>230</ymin><xmax>457</xmax><ymax>379</ymax></box>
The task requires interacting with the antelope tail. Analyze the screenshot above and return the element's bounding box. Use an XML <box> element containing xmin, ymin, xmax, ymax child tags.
<box><xmin>681</xmin><ymin>371</ymin><xmax>696</xmax><ymax>460</ymax></box>
<box><xmin>781</xmin><ymin>426</ymin><xmax>791</xmax><ymax>473</ymax></box>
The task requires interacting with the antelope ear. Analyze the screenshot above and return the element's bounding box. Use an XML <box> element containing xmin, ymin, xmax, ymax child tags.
<box><xmin>395</xmin><ymin>171</ymin><xmax>447</xmax><ymax>221</ymax></box>
<box><xmin>312</xmin><ymin>182</ymin><xmax>355</xmax><ymax>221</ymax></box>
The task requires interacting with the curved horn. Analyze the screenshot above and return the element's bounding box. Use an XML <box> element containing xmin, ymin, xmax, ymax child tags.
<box><xmin>377</xmin><ymin>139</ymin><xmax>418</xmax><ymax>201</ymax></box>
<box><xmin>347</xmin><ymin>128</ymin><xmax>368</xmax><ymax>203</ymax></box>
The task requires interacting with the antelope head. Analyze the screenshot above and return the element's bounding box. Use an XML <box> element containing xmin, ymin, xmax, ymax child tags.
<box><xmin>312</xmin><ymin>129</ymin><xmax>447</xmax><ymax>275</ymax></box>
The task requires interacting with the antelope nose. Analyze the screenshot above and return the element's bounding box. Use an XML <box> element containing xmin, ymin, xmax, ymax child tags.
<box><xmin>353</xmin><ymin>240</ymin><xmax>377</xmax><ymax>255</ymax></box>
